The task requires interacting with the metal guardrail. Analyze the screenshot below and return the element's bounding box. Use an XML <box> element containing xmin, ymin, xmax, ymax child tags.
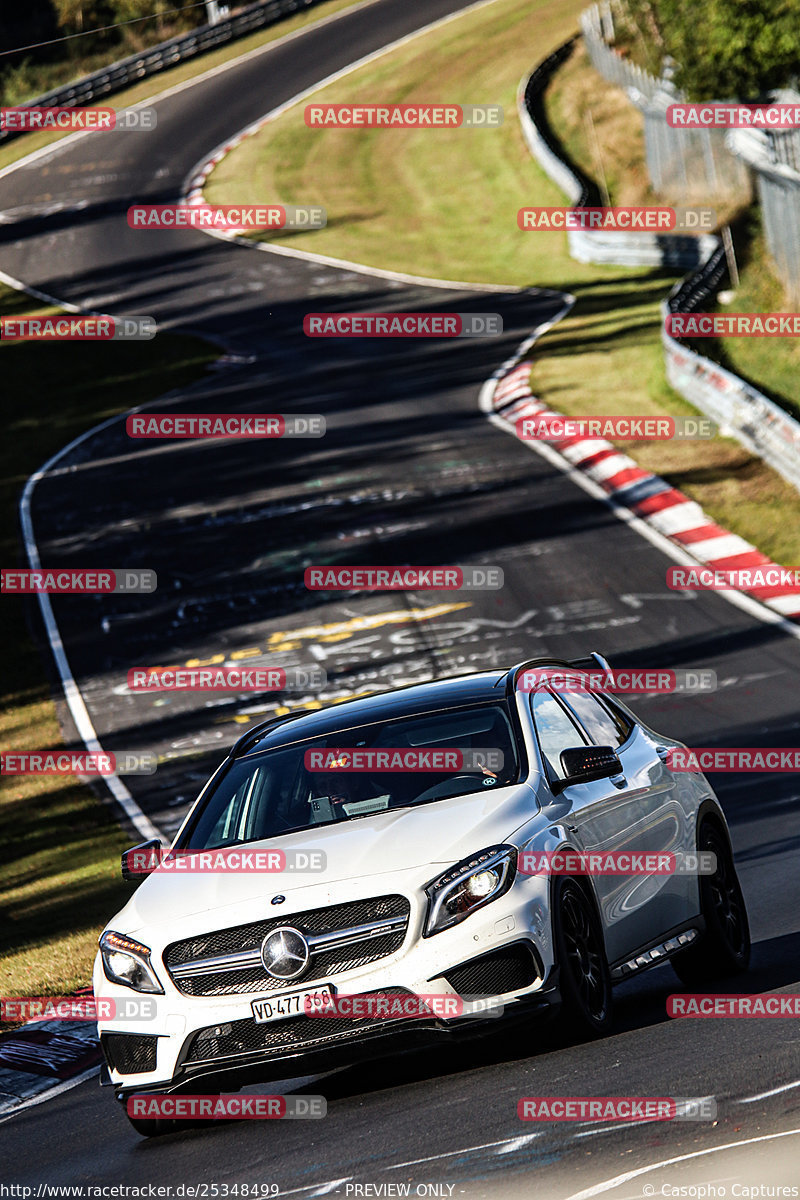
<box><xmin>521</xmin><ymin>27</ymin><xmax>800</xmax><ymax>493</ymax></box>
<box><xmin>520</xmin><ymin>37</ymin><xmax>601</xmax><ymax>209</ymax></box>
<box><xmin>0</xmin><ymin>0</ymin><xmax>323</xmax><ymax>144</ymax></box>
<box><xmin>662</xmin><ymin>218</ymin><xmax>800</xmax><ymax>495</ymax></box>
<box><xmin>662</xmin><ymin>311</ymin><xmax>800</xmax><ymax>495</ymax></box>
<box><xmin>518</xmin><ymin>38</ymin><xmax>716</xmax><ymax>269</ymax></box>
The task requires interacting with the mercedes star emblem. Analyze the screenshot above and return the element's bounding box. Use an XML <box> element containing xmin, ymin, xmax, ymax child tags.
<box><xmin>260</xmin><ymin>926</ymin><xmax>311</xmax><ymax>980</ymax></box>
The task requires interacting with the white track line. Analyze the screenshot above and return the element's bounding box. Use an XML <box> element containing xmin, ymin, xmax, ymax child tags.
<box><xmin>20</xmin><ymin>430</ymin><xmax>161</xmax><ymax>841</ymax></box>
<box><xmin>8</xmin><ymin>0</ymin><xmax>543</xmax><ymax>846</ymax></box>
<box><xmin>387</xmin><ymin>1137</ymin><xmax>523</xmax><ymax>1169</ymax></box>
<box><xmin>0</xmin><ymin>0</ymin><xmax>384</xmax><ymax>185</ymax></box>
<box><xmin>180</xmin><ymin>0</ymin><xmax>515</xmax><ymax>291</ymax></box>
<box><xmin>562</xmin><ymin>1126</ymin><xmax>800</xmax><ymax>1200</ymax></box>
<box><xmin>199</xmin><ymin>235</ymin><xmax>521</xmax><ymax>292</ymax></box>
<box><xmin>737</xmin><ymin>1079</ymin><xmax>800</xmax><ymax>1103</ymax></box>
<box><xmin>0</xmin><ymin>1066</ymin><xmax>99</xmax><ymax>1123</ymax></box>
<box><xmin>480</xmin><ymin>361</ymin><xmax>800</xmax><ymax>644</ymax></box>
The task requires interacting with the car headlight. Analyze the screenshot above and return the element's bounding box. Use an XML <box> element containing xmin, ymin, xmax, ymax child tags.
<box><xmin>424</xmin><ymin>845</ymin><xmax>517</xmax><ymax>937</ymax></box>
<box><xmin>99</xmin><ymin>930</ymin><xmax>164</xmax><ymax>994</ymax></box>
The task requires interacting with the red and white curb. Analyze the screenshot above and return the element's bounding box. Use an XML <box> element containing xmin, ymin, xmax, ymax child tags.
<box><xmin>0</xmin><ymin>990</ymin><xmax>101</xmax><ymax>1118</ymax></box>
<box><xmin>487</xmin><ymin>361</ymin><xmax>800</xmax><ymax>622</ymax></box>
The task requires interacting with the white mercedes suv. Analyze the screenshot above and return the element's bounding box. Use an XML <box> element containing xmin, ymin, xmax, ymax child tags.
<box><xmin>94</xmin><ymin>654</ymin><xmax>750</xmax><ymax>1135</ymax></box>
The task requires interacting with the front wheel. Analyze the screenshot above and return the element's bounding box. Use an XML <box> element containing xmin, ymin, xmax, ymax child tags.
<box><xmin>672</xmin><ymin>822</ymin><xmax>750</xmax><ymax>986</ymax></box>
<box><xmin>125</xmin><ymin>1112</ymin><xmax>177</xmax><ymax>1137</ymax></box>
<box><xmin>554</xmin><ymin>877</ymin><xmax>613</xmax><ymax>1037</ymax></box>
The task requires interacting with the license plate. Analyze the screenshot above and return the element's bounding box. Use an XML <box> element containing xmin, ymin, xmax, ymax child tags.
<box><xmin>251</xmin><ymin>984</ymin><xmax>334</xmax><ymax>1024</ymax></box>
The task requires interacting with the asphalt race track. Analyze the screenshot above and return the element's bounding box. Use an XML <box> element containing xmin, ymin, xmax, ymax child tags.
<box><xmin>1</xmin><ymin>0</ymin><xmax>800</xmax><ymax>1192</ymax></box>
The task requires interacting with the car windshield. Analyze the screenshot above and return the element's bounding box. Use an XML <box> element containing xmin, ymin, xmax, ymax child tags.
<box><xmin>179</xmin><ymin>704</ymin><xmax>520</xmax><ymax>849</ymax></box>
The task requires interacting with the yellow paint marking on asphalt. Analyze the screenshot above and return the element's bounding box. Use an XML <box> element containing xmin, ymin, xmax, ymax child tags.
<box><xmin>227</xmin><ymin>690</ymin><xmax>379</xmax><ymax>722</ymax></box>
<box><xmin>141</xmin><ymin>603</ymin><xmax>470</xmax><ymax>674</ymax></box>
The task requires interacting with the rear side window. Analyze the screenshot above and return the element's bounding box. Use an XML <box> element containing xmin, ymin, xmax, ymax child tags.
<box><xmin>559</xmin><ymin>691</ymin><xmax>633</xmax><ymax>748</ymax></box>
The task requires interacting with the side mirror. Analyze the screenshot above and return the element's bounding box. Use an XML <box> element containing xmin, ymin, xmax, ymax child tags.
<box><xmin>553</xmin><ymin>746</ymin><xmax>623</xmax><ymax>793</ymax></box>
<box><xmin>121</xmin><ymin>838</ymin><xmax>162</xmax><ymax>881</ymax></box>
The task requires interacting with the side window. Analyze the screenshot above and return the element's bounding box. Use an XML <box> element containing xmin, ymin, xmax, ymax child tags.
<box><xmin>531</xmin><ymin>690</ymin><xmax>588</xmax><ymax>781</ymax></box>
<box><xmin>560</xmin><ymin>691</ymin><xmax>632</xmax><ymax>748</ymax></box>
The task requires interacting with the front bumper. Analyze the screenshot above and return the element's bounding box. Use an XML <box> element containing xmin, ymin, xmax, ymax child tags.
<box><xmin>104</xmin><ymin>975</ymin><xmax>560</xmax><ymax>1101</ymax></box>
<box><xmin>96</xmin><ymin>868</ymin><xmax>556</xmax><ymax>1099</ymax></box>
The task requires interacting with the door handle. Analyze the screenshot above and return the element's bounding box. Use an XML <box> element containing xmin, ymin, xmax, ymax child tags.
<box><xmin>655</xmin><ymin>745</ymin><xmax>670</xmax><ymax>763</ymax></box>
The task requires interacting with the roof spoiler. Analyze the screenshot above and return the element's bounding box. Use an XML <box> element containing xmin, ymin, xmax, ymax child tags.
<box><xmin>229</xmin><ymin>711</ymin><xmax>305</xmax><ymax>758</ymax></box>
<box><xmin>504</xmin><ymin>651</ymin><xmax>612</xmax><ymax>699</ymax></box>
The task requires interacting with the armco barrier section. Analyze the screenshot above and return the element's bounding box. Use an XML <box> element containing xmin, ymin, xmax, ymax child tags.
<box><xmin>518</xmin><ymin>38</ymin><xmax>717</xmax><ymax>268</ymax></box>
<box><xmin>0</xmin><ymin>0</ymin><xmax>323</xmax><ymax>145</ymax></box>
<box><xmin>520</xmin><ymin>33</ymin><xmax>800</xmax><ymax>493</ymax></box>
<box><xmin>663</xmin><ymin>256</ymin><xmax>800</xmax><ymax>493</ymax></box>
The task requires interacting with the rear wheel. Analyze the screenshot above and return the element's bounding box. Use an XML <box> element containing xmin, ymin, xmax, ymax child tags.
<box><xmin>554</xmin><ymin>877</ymin><xmax>613</xmax><ymax>1037</ymax></box>
<box><xmin>672</xmin><ymin>822</ymin><xmax>750</xmax><ymax>986</ymax></box>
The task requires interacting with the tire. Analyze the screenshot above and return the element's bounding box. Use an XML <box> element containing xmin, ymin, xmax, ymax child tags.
<box><xmin>672</xmin><ymin>821</ymin><xmax>751</xmax><ymax>986</ymax></box>
<box><xmin>125</xmin><ymin>1112</ymin><xmax>177</xmax><ymax>1137</ymax></box>
<box><xmin>554</xmin><ymin>876</ymin><xmax>613</xmax><ymax>1037</ymax></box>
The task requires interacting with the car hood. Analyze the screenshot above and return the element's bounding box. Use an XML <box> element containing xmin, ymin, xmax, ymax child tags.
<box><xmin>115</xmin><ymin>782</ymin><xmax>539</xmax><ymax>934</ymax></box>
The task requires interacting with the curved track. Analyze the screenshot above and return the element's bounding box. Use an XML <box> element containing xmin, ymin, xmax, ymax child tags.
<box><xmin>1</xmin><ymin>0</ymin><xmax>799</xmax><ymax>1192</ymax></box>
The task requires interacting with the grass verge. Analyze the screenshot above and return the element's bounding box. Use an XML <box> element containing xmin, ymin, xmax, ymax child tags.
<box><xmin>206</xmin><ymin>0</ymin><xmax>597</xmax><ymax>285</ymax></box>
<box><xmin>0</xmin><ymin>285</ymin><xmax>215</xmax><ymax>1000</ymax></box>
<box><xmin>206</xmin><ymin>16</ymin><xmax>800</xmax><ymax>565</ymax></box>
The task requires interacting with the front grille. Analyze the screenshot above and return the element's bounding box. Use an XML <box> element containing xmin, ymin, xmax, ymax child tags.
<box><xmin>101</xmin><ymin>1033</ymin><xmax>158</xmax><ymax>1075</ymax></box>
<box><xmin>443</xmin><ymin>944</ymin><xmax>540</xmax><ymax>996</ymax></box>
<box><xmin>185</xmin><ymin>989</ymin><xmax>415</xmax><ymax>1063</ymax></box>
<box><xmin>165</xmin><ymin>895</ymin><xmax>410</xmax><ymax>997</ymax></box>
